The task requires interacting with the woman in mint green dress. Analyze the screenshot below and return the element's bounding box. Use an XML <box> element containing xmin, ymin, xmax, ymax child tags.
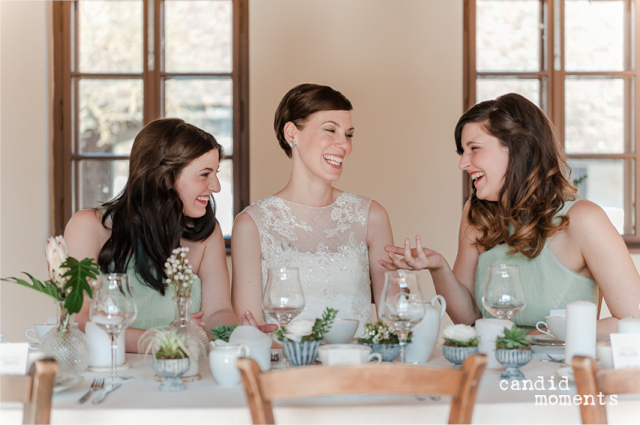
<box><xmin>64</xmin><ymin>118</ymin><xmax>239</xmax><ymax>352</ymax></box>
<box><xmin>381</xmin><ymin>93</ymin><xmax>640</xmax><ymax>335</ymax></box>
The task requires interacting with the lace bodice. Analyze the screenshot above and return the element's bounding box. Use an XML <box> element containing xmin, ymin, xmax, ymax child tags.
<box><xmin>243</xmin><ymin>192</ymin><xmax>373</xmax><ymax>336</ymax></box>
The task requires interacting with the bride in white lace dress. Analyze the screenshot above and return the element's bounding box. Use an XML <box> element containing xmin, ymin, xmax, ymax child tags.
<box><xmin>231</xmin><ymin>83</ymin><xmax>394</xmax><ymax>336</ymax></box>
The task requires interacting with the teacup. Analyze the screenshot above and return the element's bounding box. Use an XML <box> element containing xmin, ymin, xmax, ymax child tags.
<box><xmin>209</xmin><ymin>343</ymin><xmax>250</xmax><ymax>386</ymax></box>
<box><xmin>318</xmin><ymin>344</ymin><xmax>382</xmax><ymax>366</ymax></box>
<box><xmin>323</xmin><ymin>319</ymin><xmax>359</xmax><ymax>344</ymax></box>
<box><xmin>535</xmin><ymin>315</ymin><xmax>566</xmax><ymax>340</ymax></box>
<box><xmin>25</xmin><ymin>323</ymin><xmax>56</xmax><ymax>343</ymax></box>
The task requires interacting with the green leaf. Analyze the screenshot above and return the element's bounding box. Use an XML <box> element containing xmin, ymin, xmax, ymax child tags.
<box><xmin>1</xmin><ymin>273</ymin><xmax>63</xmax><ymax>301</ymax></box>
<box><xmin>61</xmin><ymin>257</ymin><xmax>99</xmax><ymax>315</ymax></box>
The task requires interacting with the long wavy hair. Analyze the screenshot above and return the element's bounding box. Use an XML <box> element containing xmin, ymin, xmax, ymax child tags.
<box><xmin>98</xmin><ymin>118</ymin><xmax>223</xmax><ymax>294</ymax></box>
<box><xmin>455</xmin><ymin>93</ymin><xmax>576</xmax><ymax>258</ymax></box>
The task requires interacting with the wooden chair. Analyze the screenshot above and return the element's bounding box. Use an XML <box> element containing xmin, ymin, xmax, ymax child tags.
<box><xmin>237</xmin><ymin>354</ymin><xmax>487</xmax><ymax>424</ymax></box>
<box><xmin>0</xmin><ymin>358</ymin><xmax>58</xmax><ymax>424</ymax></box>
<box><xmin>572</xmin><ymin>355</ymin><xmax>640</xmax><ymax>424</ymax></box>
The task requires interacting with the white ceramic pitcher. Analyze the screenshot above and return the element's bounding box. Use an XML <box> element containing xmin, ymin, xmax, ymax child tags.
<box><xmin>405</xmin><ymin>295</ymin><xmax>446</xmax><ymax>363</ymax></box>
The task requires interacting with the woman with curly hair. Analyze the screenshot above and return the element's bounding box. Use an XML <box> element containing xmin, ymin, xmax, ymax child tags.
<box><xmin>381</xmin><ymin>93</ymin><xmax>640</xmax><ymax>335</ymax></box>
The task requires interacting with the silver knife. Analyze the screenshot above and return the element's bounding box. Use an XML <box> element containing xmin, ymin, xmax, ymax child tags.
<box><xmin>92</xmin><ymin>384</ymin><xmax>121</xmax><ymax>404</ymax></box>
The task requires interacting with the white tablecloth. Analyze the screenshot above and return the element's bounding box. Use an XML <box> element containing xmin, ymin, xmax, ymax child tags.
<box><xmin>2</xmin><ymin>347</ymin><xmax>639</xmax><ymax>424</ymax></box>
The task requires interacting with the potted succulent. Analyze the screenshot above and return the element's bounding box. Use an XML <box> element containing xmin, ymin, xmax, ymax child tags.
<box><xmin>495</xmin><ymin>326</ymin><xmax>533</xmax><ymax>380</ymax></box>
<box><xmin>139</xmin><ymin>328</ymin><xmax>199</xmax><ymax>391</ymax></box>
<box><xmin>442</xmin><ymin>324</ymin><xmax>479</xmax><ymax>368</ymax></box>
<box><xmin>357</xmin><ymin>321</ymin><xmax>412</xmax><ymax>362</ymax></box>
<box><xmin>274</xmin><ymin>307</ymin><xmax>337</xmax><ymax>366</ymax></box>
<box><xmin>210</xmin><ymin>324</ymin><xmax>239</xmax><ymax>342</ymax></box>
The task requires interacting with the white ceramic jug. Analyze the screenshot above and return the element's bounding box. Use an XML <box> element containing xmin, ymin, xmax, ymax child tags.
<box><xmin>208</xmin><ymin>342</ymin><xmax>250</xmax><ymax>385</ymax></box>
<box><xmin>405</xmin><ymin>295</ymin><xmax>446</xmax><ymax>363</ymax></box>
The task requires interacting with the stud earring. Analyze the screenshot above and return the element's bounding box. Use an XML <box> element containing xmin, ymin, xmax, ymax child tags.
<box><xmin>288</xmin><ymin>140</ymin><xmax>295</xmax><ymax>148</ymax></box>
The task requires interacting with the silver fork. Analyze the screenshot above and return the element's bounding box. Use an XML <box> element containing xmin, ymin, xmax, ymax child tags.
<box><xmin>77</xmin><ymin>378</ymin><xmax>104</xmax><ymax>404</ymax></box>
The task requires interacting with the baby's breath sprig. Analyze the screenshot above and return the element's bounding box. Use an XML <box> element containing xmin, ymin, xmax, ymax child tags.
<box><xmin>164</xmin><ymin>247</ymin><xmax>194</xmax><ymax>297</ymax></box>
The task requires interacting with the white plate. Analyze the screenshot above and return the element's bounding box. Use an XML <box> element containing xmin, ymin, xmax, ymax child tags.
<box><xmin>529</xmin><ymin>334</ymin><xmax>565</xmax><ymax>347</ymax></box>
<box><xmin>555</xmin><ymin>366</ymin><xmax>574</xmax><ymax>383</ymax></box>
<box><xmin>53</xmin><ymin>374</ymin><xmax>83</xmax><ymax>393</ymax></box>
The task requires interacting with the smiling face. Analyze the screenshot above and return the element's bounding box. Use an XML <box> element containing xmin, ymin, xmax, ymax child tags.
<box><xmin>458</xmin><ymin>122</ymin><xmax>510</xmax><ymax>202</ymax></box>
<box><xmin>287</xmin><ymin>110</ymin><xmax>354</xmax><ymax>183</ymax></box>
<box><xmin>174</xmin><ymin>149</ymin><xmax>221</xmax><ymax>218</ymax></box>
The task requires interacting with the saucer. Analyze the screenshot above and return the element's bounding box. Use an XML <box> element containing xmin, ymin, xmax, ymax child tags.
<box><xmin>555</xmin><ymin>366</ymin><xmax>575</xmax><ymax>383</ymax></box>
<box><xmin>53</xmin><ymin>374</ymin><xmax>83</xmax><ymax>393</ymax></box>
<box><xmin>530</xmin><ymin>334</ymin><xmax>565</xmax><ymax>347</ymax></box>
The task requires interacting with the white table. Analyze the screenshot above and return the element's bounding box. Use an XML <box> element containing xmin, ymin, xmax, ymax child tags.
<box><xmin>2</xmin><ymin>347</ymin><xmax>639</xmax><ymax>424</ymax></box>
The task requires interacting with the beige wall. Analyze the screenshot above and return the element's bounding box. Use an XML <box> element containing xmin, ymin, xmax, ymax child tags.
<box><xmin>0</xmin><ymin>1</ymin><xmax>54</xmax><ymax>341</ymax></box>
<box><xmin>0</xmin><ymin>0</ymin><xmax>630</xmax><ymax>340</ymax></box>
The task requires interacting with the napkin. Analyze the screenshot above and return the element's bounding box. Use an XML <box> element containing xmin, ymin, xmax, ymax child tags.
<box><xmin>565</xmin><ymin>300</ymin><xmax>596</xmax><ymax>365</ymax></box>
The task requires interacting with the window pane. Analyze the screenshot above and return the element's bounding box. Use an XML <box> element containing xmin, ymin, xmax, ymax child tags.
<box><xmin>568</xmin><ymin>159</ymin><xmax>633</xmax><ymax>235</ymax></box>
<box><xmin>565</xmin><ymin>78</ymin><xmax>625</xmax><ymax>154</ymax></box>
<box><xmin>79</xmin><ymin>79</ymin><xmax>143</xmax><ymax>154</ymax></box>
<box><xmin>78</xmin><ymin>0</ymin><xmax>143</xmax><ymax>73</ymax></box>
<box><xmin>165</xmin><ymin>78</ymin><xmax>233</xmax><ymax>154</ymax></box>
<box><xmin>476</xmin><ymin>0</ymin><xmax>542</xmax><ymax>72</ymax></box>
<box><xmin>164</xmin><ymin>0</ymin><xmax>232</xmax><ymax>73</ymax></box>
<box><xmin>565</xmin><ymin>0</ymin><xmax>625</xmax><ymax>71</ymax></box>
<box><xmin>476</xmin><ymin>78</ymin><xmax>541</xmax><ymax>107</ymax></box>
<box><xmin>75</xmin><ymin>160</ymin><xmax>129</xmax><ymax>211</ymax></box>
<box><xmin>215</xmin><ymin>159</ymin><xmax>234</xmax><ymax>238</ymax></box>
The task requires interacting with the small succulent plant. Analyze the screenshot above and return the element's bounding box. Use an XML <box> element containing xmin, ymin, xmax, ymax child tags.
<box><xmin>495</xmin><ymin>326</ymin><xmax>531</xmax><ymax>350</ymax></box>
<box><xmin>210</xmin><ymin>324</ymin><xmax>239</xmax><ymax>342</ymax></box>
<box><xmin>139</xmin><ymin>327</ymin><xmax>192</xmax><ymax>359</ymax></box>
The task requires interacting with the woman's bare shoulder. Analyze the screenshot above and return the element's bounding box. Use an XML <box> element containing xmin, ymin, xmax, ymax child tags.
<box><xmin>565</xmin><ymin>199</ymin><xmax>612</xmax><ymax>229</ymax></box>
<box><xmin>64</xmin><ymin>209</ymin><xmax>110</xmax><ymax>258</ymax></box>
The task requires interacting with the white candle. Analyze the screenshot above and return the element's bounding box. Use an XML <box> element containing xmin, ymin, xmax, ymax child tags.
<box><xmin>565</xmin><ymin>300</ymin><xmax>597</xmax><ymax>365</ymax></box>
<box><xmin>85</xmin><ymin>322</ymin><xmax>125</xmax><ymax>367</ymax></box>
<box><xmin>618</xmin><ymin>317</ymin><xmax>640</xmax><ymax>334</ymax></box>
<box><xmin>475</xmin><ymin>318</ymin><xmax>514</xmax><ymax>369</ymax></box>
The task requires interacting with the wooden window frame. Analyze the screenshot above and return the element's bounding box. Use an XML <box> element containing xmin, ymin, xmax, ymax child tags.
<box><xmin>52</xmin><ymin>0</ymin><xmax>249</xmax><ymax>249</ymax></box>
<box><xmin>464</xmin><ymin>0</ymin><xmax>640</xmax><ymax>249</ymax></box>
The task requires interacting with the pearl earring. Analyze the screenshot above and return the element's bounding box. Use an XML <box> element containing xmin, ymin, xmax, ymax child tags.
<box><xmin>289</xmin><ymin>140</ymin><xmax>296</xmax><ymax>148</ymax></box>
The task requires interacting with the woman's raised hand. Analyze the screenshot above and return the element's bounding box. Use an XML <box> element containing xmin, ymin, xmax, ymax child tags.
<box><xmin>379</xmin><ymin>235</ymin><xmax>442</xmax><ymax>271</ymax></box>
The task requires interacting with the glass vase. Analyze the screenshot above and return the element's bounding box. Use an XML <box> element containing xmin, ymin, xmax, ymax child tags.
<box><xmin>39</xmin><ymin>300</ymin><xmax>90</xmax><ymax>377</ymax></box>
<box><xmin>169</xmin><ymin>296</ymin><xmax>209</xmax><ymax>378</ymax></box>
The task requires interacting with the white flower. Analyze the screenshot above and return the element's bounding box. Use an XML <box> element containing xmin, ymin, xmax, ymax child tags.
<box><xmin>45</xmin><ymin>236</ymin><xmax>68</xmax><ymax>288</ymax></box>
<box><xmin>443</xmin><ymin>324</ymin><xmax>477</xmax><ymax>342</ymax></box>
<box><xmin>284</xmin><ymin>319</ymin><xmax>314</xmax><ymax>342</ymax></box>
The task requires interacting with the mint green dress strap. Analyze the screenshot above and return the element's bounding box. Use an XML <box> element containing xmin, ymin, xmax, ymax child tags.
<box><xmin>475</xmin><ymin>197</ymin><xmax>598</xmax><ymax>329</ymax></box>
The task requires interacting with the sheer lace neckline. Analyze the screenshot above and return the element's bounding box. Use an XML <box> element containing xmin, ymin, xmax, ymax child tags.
<box><xmin>271</xmin><ymin>192</ymin><xmax>345</xmax><ymax>209</ymax></box>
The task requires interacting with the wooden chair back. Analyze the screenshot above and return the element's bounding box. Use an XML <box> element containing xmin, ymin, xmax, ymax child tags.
<box><xmin>0</xmin><ymin>358</ymin><xmax>58</xmax><ymax>424</ymax></box>
<box><xmin>238</xmin><ymin>354</ymin><xmax>487</xmax><ymax>424</ymax></box>
<box><xmin>572</xmin><ymin>355</ymin><xmax>640</xmax><ymax>424</ymax></box>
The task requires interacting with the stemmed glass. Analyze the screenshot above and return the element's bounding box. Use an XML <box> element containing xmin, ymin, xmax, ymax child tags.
<box><xmin>262</xmin><ymin>267</ymin><xmax>305</xmax><ymax>368</ymax></box>
<box><xmin>482</xmin><ymin>264</ymin><xmax>526</xmax><ymax>320</ymax></box>
<box><xmin>90</xmin><ymin>273</ymin><xmax>137</xmax><ymax>385</ymax></box>
<box><xmin>379</xmin><ymin>270</ymin><xmax>426</xmax><ymax>363</ymax></box>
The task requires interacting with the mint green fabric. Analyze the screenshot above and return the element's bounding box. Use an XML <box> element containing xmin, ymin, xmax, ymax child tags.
<box><xmin>475</xmin><ymin>197</ymin><xmax>598</xmax><ymax>328</ymax></box>
<box><xmin>126</xmin><ymin>259</ymin><xmax>202</xmax><ymax>330</ymax></box>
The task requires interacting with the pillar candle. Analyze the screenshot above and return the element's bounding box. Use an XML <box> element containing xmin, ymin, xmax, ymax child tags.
<box><xmin>618</xmin><ymin>317</ymin><xmax>640</xmax><ymax>334</ymax></box>
<box><xmin>475</xmin><ymin>318</ymin><xmax>514</xmax><ymax>369</ymax></box>
<box><xmin>565</xmin><ymin>300</ymin><xmax>597</xmax><ymax>365</ymax></box>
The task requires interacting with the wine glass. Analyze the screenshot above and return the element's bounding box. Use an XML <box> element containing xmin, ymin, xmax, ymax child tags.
<box><xmin>482</xmin><ymin>264</ymin><xmax>526</xmax><ymax>320</ymax></box>
<box><xmin>378</xmin><ymin>270</ymin><xmax>426</xmax><ymax>363</ymax></box>
<box><xmin>90</xmin><ymin>273</ymin><xmax>137</xmax><ymax>385</ymax></box>
<box><xmin>262</xmin><ymin>267</ymin><xmax>305</xmax><ymax>368</ymax></box>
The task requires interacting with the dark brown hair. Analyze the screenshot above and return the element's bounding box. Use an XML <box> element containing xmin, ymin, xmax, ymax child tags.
<box><xmin>455</xmin><ymin>93</ymin><xmax>576</xmax><ymax>258</ymax></box>
<box><xmin>98</xmin><ymin>118</ymin><xmax>223</xmax><ymax>294</ymax></box>
<box><xmin>273</xmin><ymin>83</ymin><xmax>353</xmax><ymax>158</ymax></box>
